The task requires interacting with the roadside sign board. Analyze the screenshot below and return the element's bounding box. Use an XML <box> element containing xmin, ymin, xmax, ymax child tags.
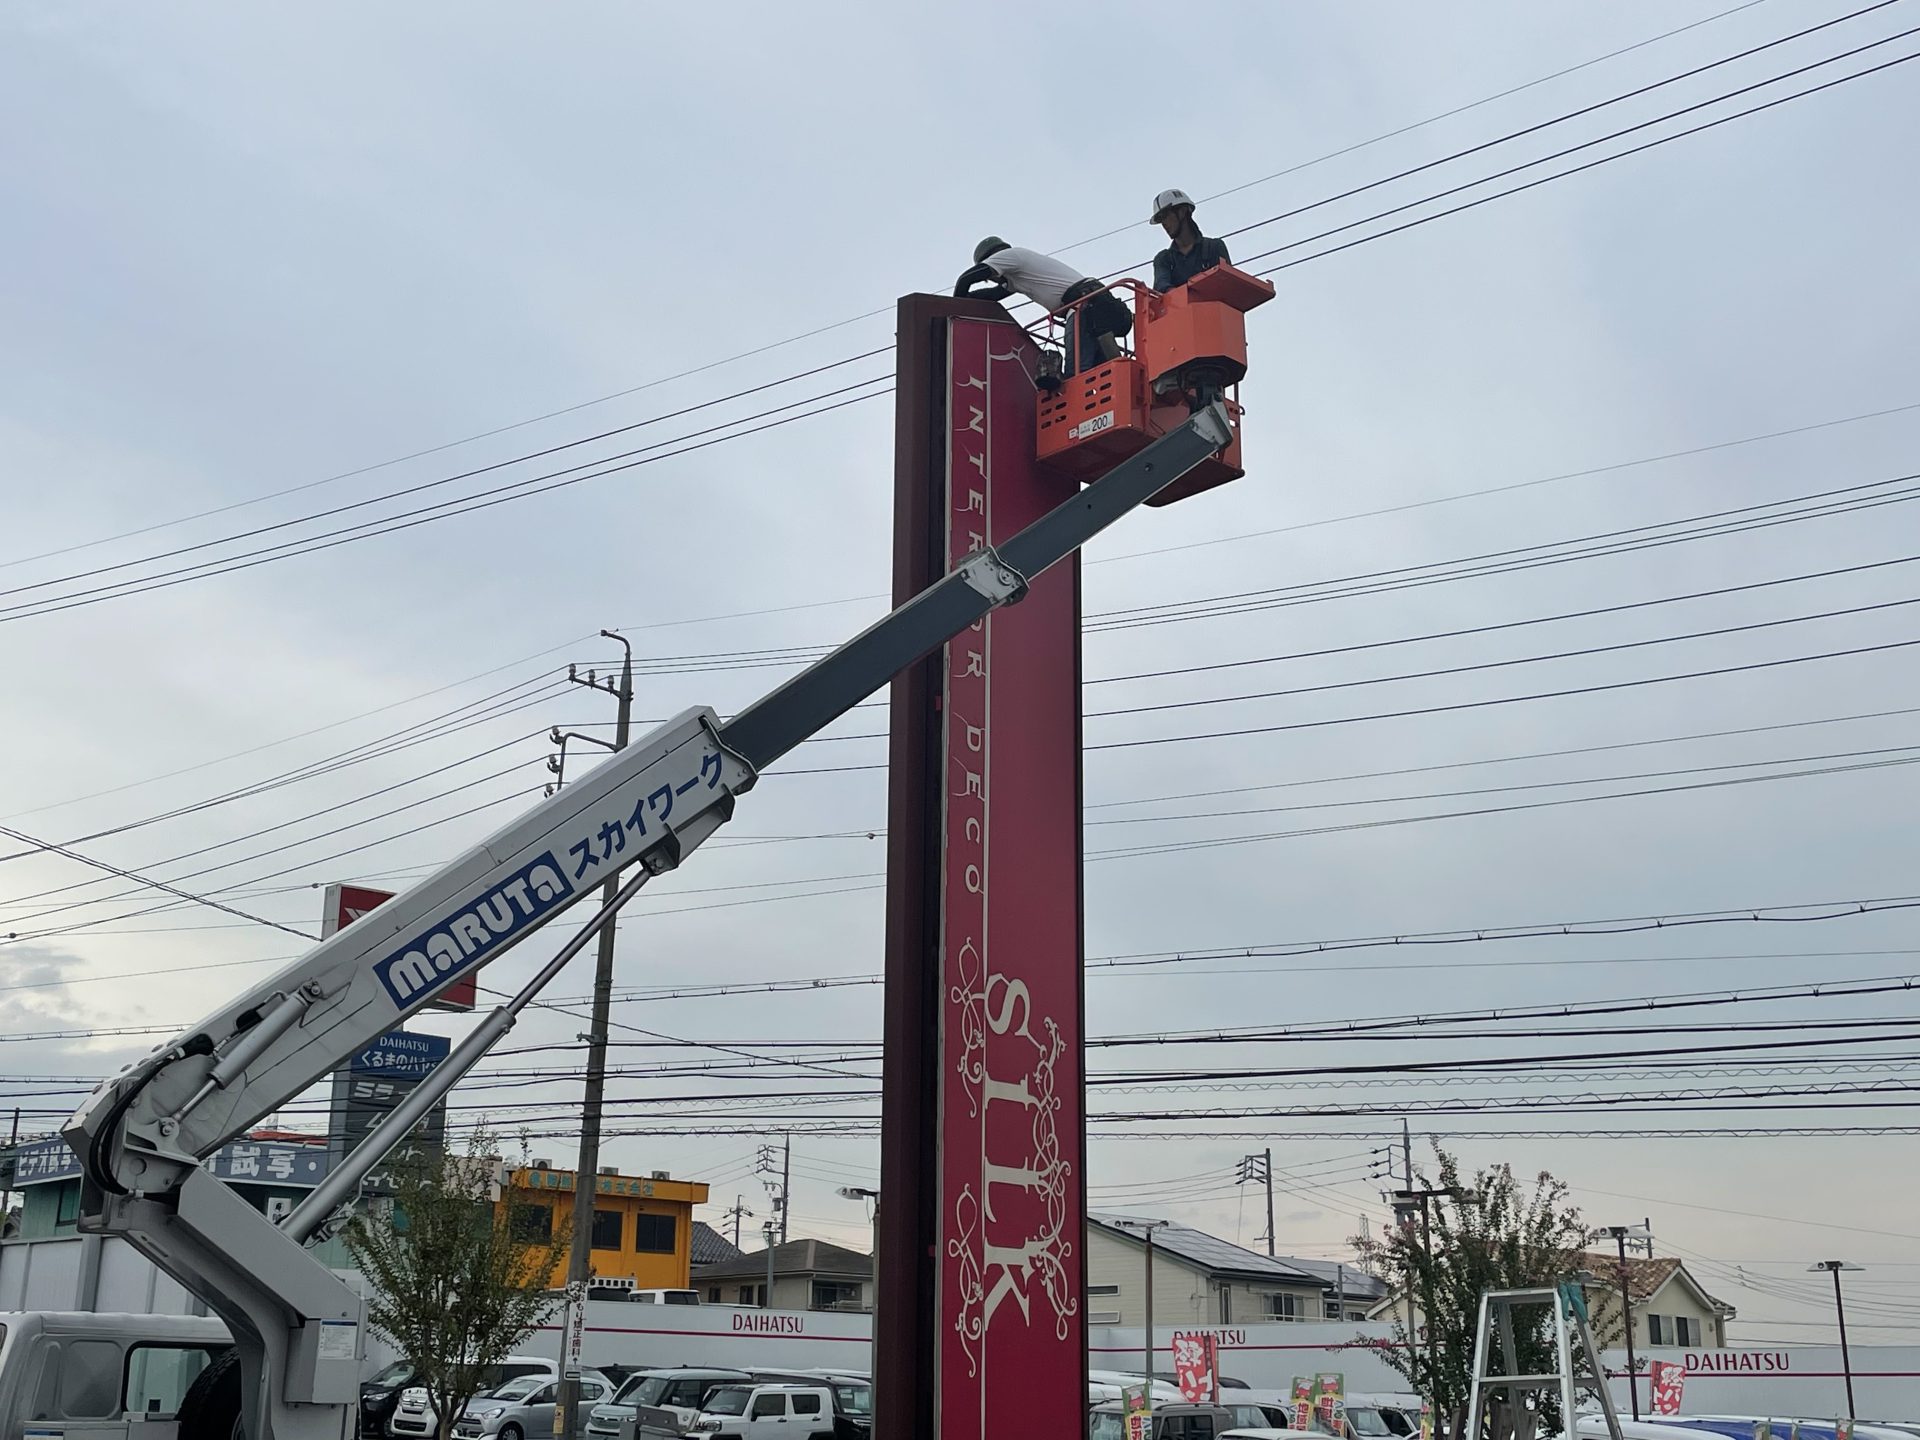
<box><xmin>322</xmin><ymin>882</ymin><xmax>476</xmax><ymax>1010</ymax></box>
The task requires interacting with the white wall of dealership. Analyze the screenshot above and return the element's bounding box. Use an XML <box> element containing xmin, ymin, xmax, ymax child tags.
<box><xmin>3</xmin><ymin>1235</ymin><xmax>1908</xmax><ymax>1417</ymax></box>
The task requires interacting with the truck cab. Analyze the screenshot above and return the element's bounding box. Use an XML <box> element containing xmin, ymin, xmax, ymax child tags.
<box><xmin>0</xmin><ymin>1312</ymin><xmax>233</xmax><ymax>1440</ymax></box>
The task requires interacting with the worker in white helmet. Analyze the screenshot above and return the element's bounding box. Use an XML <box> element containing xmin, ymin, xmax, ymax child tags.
<box><xmin>954</xmin><ymin>236</ymin><xmax>1132</xmax><ymax>380</ymax></box>
<box><xmin>1150</xmin><ymin>188</ymin><xmax>1232</xmax><ymax>292</ymax></box>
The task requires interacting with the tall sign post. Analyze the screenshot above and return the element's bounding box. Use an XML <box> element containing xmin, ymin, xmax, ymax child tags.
<box><xmin>875</xmin><ymin>296</ymin><xmax>1089</xmax><ymax>1439</ymax></box>
<box><xmin>321</xmin><ymin>885</ymin><xmax>453</xmax><ymax>1195</ymax></box>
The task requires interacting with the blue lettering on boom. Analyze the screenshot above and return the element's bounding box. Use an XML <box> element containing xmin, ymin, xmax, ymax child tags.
<box><xmin>373</xmin><ymin>854</ymin><xmax>575</xmax><ymax>1008</ymax></box>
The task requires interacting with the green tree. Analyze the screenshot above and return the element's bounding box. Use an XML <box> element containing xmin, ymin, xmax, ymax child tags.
<box><xmin>347</xmin><ymin>1130</ymin><xmax>568</xmax><ymax>1440</ymax></box>
<box><xmin>1352</xmin><ymin>1148</ymin><xmax>1612</xmax><ymax>1439</ymax></box>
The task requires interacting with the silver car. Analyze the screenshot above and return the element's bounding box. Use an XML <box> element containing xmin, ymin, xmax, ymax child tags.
<box><xmin>453</xmin><ymin>1373</ymin><xmax>613</xmax><ymax>1440</ymax></box>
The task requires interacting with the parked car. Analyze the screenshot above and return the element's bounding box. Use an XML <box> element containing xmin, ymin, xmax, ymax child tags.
<box><xmin>361</xmin><ymin>1360</ymin><xmax>421</xmax><ymax>1438</ymax></box>
<box><xmin>1090</xmin><ymin>1399</ymin><xmax>1239</xmax><ymax>1439</ymax></box>
<box><xmin>585</xmin><ymin>1367</ymin><xmax>749</xmax><ymax>1440</ymax></box>
<box><xmin>389</xmin><ymin>1358</ymin><xmax>562</xmax><ymax>1439</ymax></box>
<box><xmin>691</xmin><ymin>1382</ymin><xmax>838</xmax><ymax>1438</ymax></box>
<box><xmin>1089</xmin><ymin>1372</ymin><xmax>1183</xmax><ymax>1405</ymax></box>
<box><xmin>1221</xmin><ymin>1402</ymin><xmax>1288</xmax><ymax>1431</ymax></box>
<box><xmin>453</xmin><ymin>1371</ymin><xmax>614</xmax><ymax>1440</ymax></box>
<box><xmin>746</xmin><ymin>1369</ymin><xmax>872</xmax><ymax>1439</ymax></box>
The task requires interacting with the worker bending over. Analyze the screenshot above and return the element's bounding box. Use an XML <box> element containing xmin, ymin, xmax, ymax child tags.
<box><xmin>954</xmin><ymin>237</ymin><xmax>1132</xmax><ymax>379</ymax></box>
<box><xmin>1150</xmin><ymin>188</ymin><xmax>1231</xmax><ymax>292</ymax></box>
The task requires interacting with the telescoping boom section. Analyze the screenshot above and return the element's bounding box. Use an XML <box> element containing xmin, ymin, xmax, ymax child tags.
<box><xmin>62</xmin><ymin>402</ymin><xmax>1236</xmax><ymax>1440</ymax></box>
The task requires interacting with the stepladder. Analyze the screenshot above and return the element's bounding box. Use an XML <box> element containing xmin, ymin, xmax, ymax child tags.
<box><xmin>1464</xmin><ymin>1285</ymin><xmax>1626</xmax><ymax>1440</ymax></box>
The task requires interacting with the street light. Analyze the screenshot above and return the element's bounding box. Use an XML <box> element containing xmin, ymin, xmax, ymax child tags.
<box><xmin>1598</xmin><ymin>1225</ymin><xmax>1653</xmax><ymax>1421</ymax></box>
<box><xmin>1810</xmin><ymin>1261</ymin><xmax>1865</xmax><ymax>1419</ymax></box>
<box><xmin>837</xmin><ymin>1187</ymin><xmax>880</xmax><ymax>1312</ymax></box>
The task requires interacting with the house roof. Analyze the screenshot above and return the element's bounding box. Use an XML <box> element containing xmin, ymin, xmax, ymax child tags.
<box><xmin>1089</xmin><ymin>1214</ymin><xmax>1322</xmax><ymax>1284</ymax></box>
<box><xmin>1274</xmin><ymin>1255</ymin><xmax>1390</xmax><ymax>1301</ymax></box>
<box><xmin>691</xmin><ymin>1221</ymin><xmax>744</xmax><ymax>1268</ymax></box>
<box><xmin>691</xmin><ymin>1236</ymin><xmax>872</xmax><ymax>1283</ymax></box>
<box><xmin>1578</xmin><ymin>1253</ymin><xmax>1728</xmax><ymax>1312</ymax></box>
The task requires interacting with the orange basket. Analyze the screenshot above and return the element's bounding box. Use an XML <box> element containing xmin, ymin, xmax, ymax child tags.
<box><xmin>1030</xmin><ymin>269</ymin><xmax>1270</xmax><ymax>505</ymax></box>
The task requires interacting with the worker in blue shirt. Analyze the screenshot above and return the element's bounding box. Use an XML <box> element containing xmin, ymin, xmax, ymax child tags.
<box><xmin>1150</xmin><ymin>188</ymin><xmax>1232</xmax><ymax>292</ymax></box>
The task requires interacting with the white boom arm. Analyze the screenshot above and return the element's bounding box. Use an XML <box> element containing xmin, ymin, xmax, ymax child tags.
<box><xmin>62</xmin><ymin>402</ymin><xmax>1235</xmax><ymax>1440</ymax></box>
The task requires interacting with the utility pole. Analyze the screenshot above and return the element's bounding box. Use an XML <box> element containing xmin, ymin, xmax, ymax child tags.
<box><xmin>1599</xmin><ymin>1224</ymin><xmax>1651</xmax><ymax>1421</ymax></box>
<box><xmin>1811</xmin><ymin>1261</ymin><xmax>1864</xmax><ymax>1419</ymax></box>
<box><xmin>725</xmin><ymin>1194</ymin><xmax>754</xmax><ymax>1250</ymax></box>
<box><xmin>1</xmin><ymin>1107</ymin><xmax>18</xmax><ymax>1227</ymax></box>
<box><xmin>1395</xmin><ymin>1180</ymin><xmax>1476</xmax><ymax>1425</ymax></box>
<box><xmin>1238</xmin><ymin>1151</ymin><xmax>1275</xmax><ymax>1256</ymax></box>
<box><xmin>764</xmin><ymin>1220</ymin><xmax>779</xmax><ymax>1309</ymax></box>
<box><xmin>1114</xmin><ymin>1218</ymin><xmax>1169</xmax><ymax>1398</ymax></box>
<box><xmin>781</xmin><ymin>1133</ymin><xmax>791</xmax><ymax>1244</ymax></box>
<box><xmin>556</xmin><ymin>631</ymin><xmax>632</xmax><ymax>1440</ymax></box>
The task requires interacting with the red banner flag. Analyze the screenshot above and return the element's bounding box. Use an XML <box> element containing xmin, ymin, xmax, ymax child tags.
<box><xmin>1650</xmin><ymin>1360</ymin><xmax>1686</xmax><ymax>1416</ymax></box>
<box><xmin>1173</xmin><ymin>1332</ymin><xmax>1218</xmax><ymax>1403</ymax></box>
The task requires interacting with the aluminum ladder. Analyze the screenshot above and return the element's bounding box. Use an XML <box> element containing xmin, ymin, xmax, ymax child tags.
<box><xmin>1465</xmin><ymin>1284</ymin><xmax>1626</xmax><ymax>1440</ymax></box>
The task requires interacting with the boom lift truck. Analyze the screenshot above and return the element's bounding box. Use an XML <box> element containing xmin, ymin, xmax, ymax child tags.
<box><xmin>62</xmin><ymin>286</ymin><xmax>1264</xmax><ymax>1440</ymax></box>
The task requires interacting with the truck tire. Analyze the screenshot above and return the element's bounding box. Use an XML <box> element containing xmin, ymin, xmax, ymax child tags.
<box><xmin>178</xmin><ymin>1349</ymin><xmax>245</xmax><ymax>1440</ymax></box>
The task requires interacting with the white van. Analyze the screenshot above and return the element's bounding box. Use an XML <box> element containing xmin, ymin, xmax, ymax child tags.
<box><xmin>0</xmin><ymin>1311</ymin><xmax>233</xmax><ymax>1440</ymax></box>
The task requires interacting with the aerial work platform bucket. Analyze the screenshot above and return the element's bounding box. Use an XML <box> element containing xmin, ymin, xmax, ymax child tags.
<box><xmin>1034</xmin><ymin>264</ymin><xmax>1273</xmax><ymax>506</ymax></box>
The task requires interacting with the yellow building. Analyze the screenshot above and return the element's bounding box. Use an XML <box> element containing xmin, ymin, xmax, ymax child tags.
<box><xmin>498</xmin><ymin>1164</ymin><xmax>709</xmax><ymax>1289</ymax></box>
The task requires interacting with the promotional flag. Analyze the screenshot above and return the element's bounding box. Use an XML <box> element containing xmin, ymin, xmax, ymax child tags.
<box><xmin>1649</xmin><ymin>1360</ymin><xmax>1685</xmax><ymax>1416</ymax></box>
<box><xmin>1123</xmin><ymin>1383</ymin><xmax>1152</xmax><ymax>1440</ymax></box>
<box><xmin>1317</xmin><ymin>1373</ymin><xmax>1347</xmax><ymax>1433</ymax></box>
<box><xmin>1420</xmin><ymin>1399</ymin><xmax>1433</xmax><ymax>1440</ymax></box>
<box><xmin>1173</xmin><ymin>1333</ymin><xmax>1218</xmax><ymax>1403</ymax></box>
<box><xmin>1293</xmin><ymin>1377</ymin><xmax>1316</xmax><ymax>1432</ymax></box>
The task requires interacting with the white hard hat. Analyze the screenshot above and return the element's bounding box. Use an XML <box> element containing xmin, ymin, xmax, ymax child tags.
<box><xmin>1151</xmin><ymin>188</ymin><xmax>1195</xmax><ymax>222</ymax></box>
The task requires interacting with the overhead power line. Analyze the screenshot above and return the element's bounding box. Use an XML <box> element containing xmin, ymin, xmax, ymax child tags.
<box><xmin>7</xmin><ymin>14</ymin><xmax>1906</xmax><ymax>624</ymax></box>
<box><xmin>4</xmin><ymin>0</ymin><xmax>1778</xmax><ymax>575</ymax></box>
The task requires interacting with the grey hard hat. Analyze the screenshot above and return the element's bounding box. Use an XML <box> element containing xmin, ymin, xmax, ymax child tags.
<box><xmin>973</xmin><ymin>235</ymin><xmax>1011</xmax><ymax>264</ymax></box>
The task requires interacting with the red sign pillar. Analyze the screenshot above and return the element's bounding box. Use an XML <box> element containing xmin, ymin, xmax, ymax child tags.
<box><xmin>875</xmin><ymin>296</ymin><xmax>1088</xmax><ymax>1439</ymax></box>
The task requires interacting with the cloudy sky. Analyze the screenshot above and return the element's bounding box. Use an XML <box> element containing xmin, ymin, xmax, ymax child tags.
<box><xmin>3</xmin><ymin>1</ymin><xmax>1919</xmax><ymax>1345</ymax></box>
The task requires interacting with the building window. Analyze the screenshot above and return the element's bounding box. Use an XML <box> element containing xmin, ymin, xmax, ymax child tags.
<box><xmin>634</xmin><ymin>1213</ymin><xmax>676</xmax><ymax>1254</ymax></box>
<box><xmin>55</xmin><ymin>1181</ymin><xmax>82</xmax><ymax>1233</ymax></box>
<box><xmin>509</xmin><ymin>1203</ymin><xmax>553</xmax><ymax>1243</ymax></box>
<box><xmin>1326</xmin><ymin>1300</ymin><xmax>1342</xmax><ymax>1319</ymax></box>
<box><xmin>1675</xmin><ymin>1316</ymin><xmax>1697</xmax><ymax>1347</ymax></box>
<box><xmin>737</xmin><ymin>1284</ymin><xmax>763</xmax><ymax>1306</ymax></box>
<box><xmin>1648</xmin><ymin>1315</ymin><xmax>1666</xmax><ymax>1345</ymax></box>
<box><xmin>811</xmin><ymin>1280</ymin><xmax>863</xmax><ymax>1312</ymax></box>
<box><xmin>1088</xmin><ymin>1284</ymin><xmax>1120</xmax><ymax>1297</ymax></box>
<box><xmin>707</xmin><ymin>1287</ymin><xmax>721</xmax><ymax>1302</ymax></box>
<box><xmin>591</xmin><ymin>1209</ymin><xmax>623</xmax><ymax>1251</ymax></box>
<box><xmin>1267</xmin><ymin>1293</ymin><xmax>1300</xmax><ymax>1321</ymax></box>
<box><xmin>1090</xmin><ymin>1311</ymin><xmax>1123</xmax><ymax>1325</ymax></box>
